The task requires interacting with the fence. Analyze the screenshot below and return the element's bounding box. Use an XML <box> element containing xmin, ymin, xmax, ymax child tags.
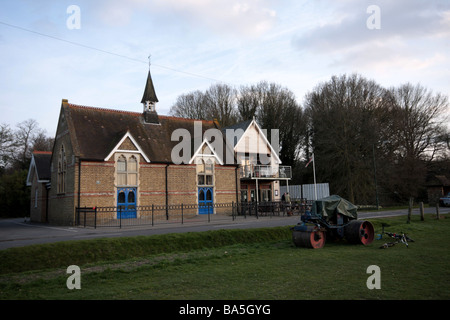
<box><xmin>280</xmin><ymin>183</ymin><xmax>330</xmax><ymax>200</ymax></box>
<box><xmin>76</xmin><ymin>200</ymin><xmax>313</xmax><ymax>228</ymax></box>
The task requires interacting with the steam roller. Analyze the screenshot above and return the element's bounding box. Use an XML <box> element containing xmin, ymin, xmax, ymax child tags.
<box><xmin>292</xmin><ymin>195</ymin><xmax>374</xmax><ymax>249</ymax></box>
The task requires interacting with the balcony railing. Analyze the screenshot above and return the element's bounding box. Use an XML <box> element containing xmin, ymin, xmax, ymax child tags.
<box><xmin>240</xmin><ymin>165</ymin><xmax>292</xmax><ymax>179</ymax></box>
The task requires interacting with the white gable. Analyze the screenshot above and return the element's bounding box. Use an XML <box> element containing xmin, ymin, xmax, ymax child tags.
<box><xmin>189</xmin><ymin>138</ymin><xmax>224</xmax><ymax>165</ymax></box>
<box><xmin>104</xmin><ymin>131</ymin><xmax>150</xmax><ymax>163</ymax></box>
<box><xmin>234</xmin><ymin>120</ymin><xmax>281</xmax><ymax>164</ymax></box>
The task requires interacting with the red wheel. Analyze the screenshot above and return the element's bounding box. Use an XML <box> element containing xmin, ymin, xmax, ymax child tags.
<box><xmin>345</xmin><ymin>220</ymin><xmax>374</xmax><ymax>245</ymax></box>
<box><xmin>293</xmin><ymin>226</ymin><xmax>326</xmax><ymax>249</ymax></box>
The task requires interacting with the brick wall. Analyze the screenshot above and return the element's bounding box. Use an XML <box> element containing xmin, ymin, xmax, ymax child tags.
<box><xmin>48</xmin><ymin>116</ymin><xmax>239</xmax><ymax>224</ymax></box>
<box><xmin>48</xmin><ymin>109</ymin><xmax>76</xmax><ymax>225</ymax></box>
<box><xmin>29</xmin><ymin>176</ymin><xmax>48</xmax><ymax>223</ymax></box>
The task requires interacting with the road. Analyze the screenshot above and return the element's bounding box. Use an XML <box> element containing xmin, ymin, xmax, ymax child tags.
<box><xmin>1</xmin><ymin>206</ymin><xmax>448</xmax><ymax>250</ymax></box>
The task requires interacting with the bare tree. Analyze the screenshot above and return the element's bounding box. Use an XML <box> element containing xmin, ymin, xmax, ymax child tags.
<box><xmin>169</xmin><ymin>90</ymin><xmax>207</xmax><ymax>120</ymax></box>
<box><xmin>203</xmin><ymin>83</ymin><xmax>238</xmax><ymax>127</ymax></box>
<box><xmin>304</xmin><ymin>73</ymin><xmax>390</xmax><ymax>204</ymax></box>
<box><xmin>169</xmin><ymin>84</ymin><xmax>238</xmax><ymax>127</ymax></box>
<box><xmin>236</xmin><ymin>82</ymin><xmax>265</xmax><ymax>121</ymax></box>
<box><xmin>389</xmin><ymin>83</ymin><xmax>449</xmax><ymax>161</ymax></box>
<box><xmin>0</xmin><ymin>123</ymin><xmax>15</xmax><ymax>172</ymax></box>
<box><xmin>237</xmin><ymin>81</ymin><xmax>305</xmax><ymax>166</ymax></box>
<box><xmin>384</xmin><ymin>83</ymin><xmax>449</xmax><ymax>200</ymax></box>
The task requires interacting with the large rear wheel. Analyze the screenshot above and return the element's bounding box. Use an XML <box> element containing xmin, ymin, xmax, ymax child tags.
<box><xmin>292</xmin><ymin>226</ymin><xmax>327</xmax><ymax>249</ymax></box>
<box><xmin>344</xmin><ymin>220</ymin><xmax>374</xmax><ymax>245</ymax></box>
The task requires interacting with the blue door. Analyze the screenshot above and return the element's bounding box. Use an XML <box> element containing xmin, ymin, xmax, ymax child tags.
<box><xmin>117</xmin><ymin>188</ymin><xmax>137</xmax><ymax>219</ymax></box>
<box><xmin>198</xmin><ymin>187</ymin><xmax>213</xmax><ymax>215</ymax></box>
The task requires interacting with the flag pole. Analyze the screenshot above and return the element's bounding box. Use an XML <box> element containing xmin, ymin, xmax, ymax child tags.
<box><xmin>312</xmin><ymin>153</ymin><xmax>317</xmax><ymax>200</ymax></box>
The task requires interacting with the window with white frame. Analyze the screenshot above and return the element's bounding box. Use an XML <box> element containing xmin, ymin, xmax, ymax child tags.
<box><xmin>197</xmin><ymin>158</ymin><xmax>214</xmax><ymax>186</ymax></box>
<box><xmin>117</xmin><ymin>154</ymin><xmax>138</xmax><ymax>186</ymax></box>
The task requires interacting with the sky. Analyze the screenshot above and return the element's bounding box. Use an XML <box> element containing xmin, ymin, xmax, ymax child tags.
<box><xmin>0</xmin><ymin>0</ymin><xmax>449</xmax><ymax>136</ymax></box>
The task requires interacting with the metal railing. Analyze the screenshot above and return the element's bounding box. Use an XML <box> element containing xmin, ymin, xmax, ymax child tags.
<box><xmin>240</xmin><ymin>165</ymin><xmax>292</xmax><ymax>179</ymax></box>
<box><xmin>75</xmin><ymin>200</ymin><xmax>312</xmax><ymax>228</ymax></box>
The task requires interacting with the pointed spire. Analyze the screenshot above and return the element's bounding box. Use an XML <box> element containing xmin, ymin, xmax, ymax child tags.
<box><xmin>141</xmin><ymin>69</ymin><xmax>159</xmax><ymax>105</ymax></box>
<box><xmin>141</xmin><ymin>57</ymin><xmax>160</xmax><ymax>124</ymax></box>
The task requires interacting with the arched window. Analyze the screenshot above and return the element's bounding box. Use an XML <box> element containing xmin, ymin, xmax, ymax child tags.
<box><xmin>127</xmin><ymin>156</ymin><xmax>138</xmax><ymax>186</ymax></box>
<box><xmin>117</xmin><ymin>155</ymin><xmax>127</xmax><ymax>185</ymax></box>
<box><xmin>57</xmin><ymin>145</ymin><xmax>66</xmax><ymax>194</ymax></box>
<box><xmin>117</xmin><ymin>154</ymin><xmax>138</xmax><ymax>186</ymax></box>
<box><xmin>197</xmin><ymin>159</ymin><xmax>214</xmax><ymax>186</ymax></box>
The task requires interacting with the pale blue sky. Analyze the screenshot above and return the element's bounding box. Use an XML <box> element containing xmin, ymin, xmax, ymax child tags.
<box><xmin>1</xmin><ymin>0</ymin><xmax>449</xmax><ymax>135</ymax></box>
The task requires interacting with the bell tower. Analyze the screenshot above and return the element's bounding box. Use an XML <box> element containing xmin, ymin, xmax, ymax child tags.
<box><xmin>141</xmin><ymin>56</ymin><xmax>159</xmax><ymax>124</ymax></box>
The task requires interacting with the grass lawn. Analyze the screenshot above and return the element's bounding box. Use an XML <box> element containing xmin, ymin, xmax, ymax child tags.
<box><xmin>0</xmin><ymin>214</ymin><xmax>449</xmax><ymax>300</ymax></box>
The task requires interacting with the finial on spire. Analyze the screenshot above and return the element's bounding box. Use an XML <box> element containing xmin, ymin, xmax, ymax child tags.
<box><xmin>148</xmin><ymin>54</ymin><xmax>151</xmax><ymax>68</ymax></box>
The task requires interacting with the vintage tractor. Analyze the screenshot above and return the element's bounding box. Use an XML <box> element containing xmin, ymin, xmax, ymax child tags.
<box><xmin>292</xmin><ymin>195</ymin><xmax>374</xmax><ymax>249</ymax></box>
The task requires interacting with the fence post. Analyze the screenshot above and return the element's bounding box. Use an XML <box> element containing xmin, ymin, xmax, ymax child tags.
<box><xmin>407</xmin><ymin>197</ymin><xmax>413</xmax><ymax>224</ymax></box>
<box><xmin>119</xmin><ymin>207</ymin><xmax>122</xmax><ymax>229</ymax></box>
<box><xmin>151</xmin><ymin>204</ymin><xmax>154</xmax><ymax>226</ymax></box>
<box><xmin>181</xmin><ymin>203</ymin><xmax>184</xmax><ymax>225</ymax></box>
<box><xmin>208</xmin><ymin>203</ymin><xmax>211</xmax><ymax>223</ymax></box>
<box><xmin>436</xmin><ymin>203</ymin><xmax>440</xmax><ymax>220</ymax></box>
<box><xmin>94</xmin><ymin>207</ymin><xmax>97</xmax><ymax>229</ymax></box>
<box><xmin>420</xmin><ymin>202</ymin><xmax>424</xmax><ymax>221</ymax></box>
<box><xmin>232</xmin><ymin>201</ymin><xmax>235</xmax><ymax>221</ymax></box>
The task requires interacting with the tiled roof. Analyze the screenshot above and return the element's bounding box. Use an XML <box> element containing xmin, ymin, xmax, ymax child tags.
<box><xmin>32</xmin><ymin>151</ymin><xmax>52</xmax><ymax>181</ymax></box>
<box><xmin>63</xmin><ymin>102</ymin><xmax>233</xmax><ymax>164</ymax></box>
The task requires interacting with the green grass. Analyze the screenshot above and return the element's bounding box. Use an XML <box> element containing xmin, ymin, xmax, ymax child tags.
<box><xmin>1</xmin><ymin>214</ymin><xmax>449</xmax><ymax>300</ymax></box>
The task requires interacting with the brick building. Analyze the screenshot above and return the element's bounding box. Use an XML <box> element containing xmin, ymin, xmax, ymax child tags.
<box><xmin>28</xmin><ymin>69</ymin><xmax>291</xmax><ymax>225</ymax></box>
<box><xmin>26</xmin><ymin>151</ymin><xmax>52</xmax><ymax>222</ymax></box>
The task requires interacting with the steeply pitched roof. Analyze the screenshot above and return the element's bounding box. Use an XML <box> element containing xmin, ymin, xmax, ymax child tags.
<box><xmin>141</xmin><ymin>70</ymin><xmax>159</xmax><ymax>103</ymax></box>
<box><xmin>222</xmin><ymin>119</ymin><xmax>253</xmax><ymax>148</ymax></box>
<box><xmin>26</xmin><ymin>151</ymin><xmax>52</xmax><ymax>185</ymax></box>
<box><xmin>63</xmin><ymin>102</ymin><xmax>232</xmax><ymax>164</ymax></box>
<box><xmin>221</xmin><ymin>118</ymin><xmax>282</xmax><ymax>164</ymax></box>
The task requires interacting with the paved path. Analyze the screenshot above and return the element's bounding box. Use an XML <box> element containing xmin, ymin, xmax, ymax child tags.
<box><xmin>1</xmin><ymin>207</ymin><xmax>448</xmax><ymax>250</ymax></box>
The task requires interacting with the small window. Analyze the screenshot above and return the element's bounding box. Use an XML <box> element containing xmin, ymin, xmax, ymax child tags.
<box><xmin>199</xmin><ymin>189</ymin><xmax>205</xmax><ymax>201</ymax></box>
<box><xmin>118</xmin><ymin>191</ymin><xmax>126</xmax><ymax>203</ymax></box>
<box><xmin>128</xmin><ymin>190</ymin><xmax>135</xmax><ymax>203</ymax></box>
<box><xmin>197</xmin><ymin>159</ymin><xmax>214</xmax><ymax>186</ymax></box>
<box><xmin>128</xmin><ymin>156</ymin><xmax>137</xmax><ymax>172</ymax></box>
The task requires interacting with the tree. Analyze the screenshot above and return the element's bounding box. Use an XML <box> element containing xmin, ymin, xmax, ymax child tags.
<box><xmin>389</xmin><ymin>83</ymin><xmax>449</xmax><ymax>162</ymax></box>
<box><xmin>170</xmin><ymin>84</ymin><xmax>238</xmax><ymax>127</ymax></box>
<box><xmin>237</xmin><ymin>81</ymin><xmax>306</xmax><ymax>167</ymax></box>
<box><xmin>236</xmin><ymin>83</ymin><xmax>264</xmax><ymax>121</ymax></box>
<box><xmin>304</xmin><ymin>73</ymin><xmax>390</xmax><ymax>204</ymax></box>
<box><xmin>203</xmin><ymin>83</ymin><xmax>238</xmax><ymax>127</ymax></box>
<box><xmin>0</xmin><ymin>123</ymin><xmax>15</xmax><ymax>173</ymax></box>
<box><xmin>169</xmin><ymin>90</ymin><xmax>207</xmax><ymax>120</ymax></box>
<box><xmin>382</xmin><ymin>83</ymin><xmax>449</xmax><ymax>201</ymax></box>
<box><xmin>0</xmin><ymin>119</ymin><xmax>53</xmax><ymax>218</ymax></box>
